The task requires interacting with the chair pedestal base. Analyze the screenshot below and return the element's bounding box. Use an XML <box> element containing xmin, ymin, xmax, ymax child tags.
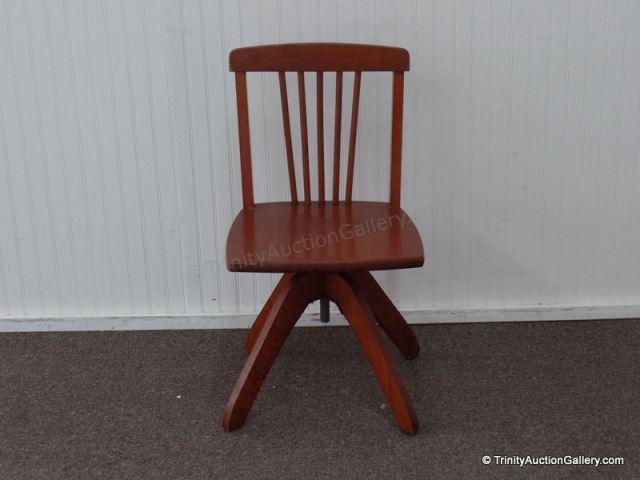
<box><xmin>222</xmin><ymin>271</ymin><xmax>420</xmax><ymax>435</ymax></box>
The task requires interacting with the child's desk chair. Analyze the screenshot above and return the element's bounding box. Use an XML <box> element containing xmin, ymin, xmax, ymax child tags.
<box><xmin>223</xmin><ymin>43</ymin><xmax>424</xmax><ymax>435</ymax></box>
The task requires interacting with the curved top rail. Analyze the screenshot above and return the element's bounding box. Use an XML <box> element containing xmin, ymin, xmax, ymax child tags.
<box><xmin>229</xmin><ymin>43</ymin><xmax>409</xmax><ymax>72</ymax></box>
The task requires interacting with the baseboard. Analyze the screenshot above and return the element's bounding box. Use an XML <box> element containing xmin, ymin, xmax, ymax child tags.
<box><xmin>0</xmin><ymin>304</ymin><xmax>638</xmax><ymax>332</ymax></box>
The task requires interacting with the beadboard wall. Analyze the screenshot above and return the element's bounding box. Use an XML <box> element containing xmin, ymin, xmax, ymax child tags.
<box><xmin>1</xmin><ymin>0</ymin><xmax>640</xmax><ymax>326</ymax></box>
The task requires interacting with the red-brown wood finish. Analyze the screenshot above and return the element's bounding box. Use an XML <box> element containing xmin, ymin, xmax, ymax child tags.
<box><xmin>332</xmin><ymin>71</ymin><xmax>343</xmax><ymax>203</ymax></box>
<box><xmin>226</xmin><ymin>201</ymin><xmax>423</xmax><ymax>273</ymax></box>
<box><xmin>244</xmin><ymin>272</ymin><xmax>421</xmax><ymax>360</ymax></box>
<box><xmin>316</xmin><ymin>72</ymin><xmax>325</xmax><ymax>203</ymax></box>
<box><xmin>228</xmin><ymin>271</ymin><xmax>419</xmax><ymax>435</ymax></box>
<box><xmin>234</xmin><ymin>73</ymin><xmax>254</xmax><ymax>208</ymax></box>
<box><xmin>390</xmin><ymin>71</ymin><xmax>405</xmax><ymax>207</ymax></box>
<box><xmin>278</xmin><ymin>72</ymin><xmax>298</xmax><ymax>203</ymax></box>
<box><xmin>297</xmin><ymin>73</ymin><xmax>312</xmax><ymax>203</ymax></box>
<box><xmin>224</xmin><ymin>43</ymin><xmax>423</xmax><ymax>435</ymax></box>
<box><xmin>244</xmin><ymin>273</ymin><xmax>294</xmax><ymax>352</ymax></box>
<box><xmin>323</xmin><ymin>273</ymin><xmax>419</xmax><ymax>434</ymax></box>
<box><xmin>229</xmin><ymin>43</ymin><xmax>409</xmax><ymax>72</ymax></box>
<box><xmin>223</xmin><ymin>273</ymin><xmax>324</xmax><ymax>431</ymax></box>
<box><xmin>345</xmin><ymin>71</ymin><xmax>362</xmax><ymax>204</ymax></box>
<box><xmin>347</xmin><ymin>271</ymin><xmax>420</xmax><ymax>359</ymax></box>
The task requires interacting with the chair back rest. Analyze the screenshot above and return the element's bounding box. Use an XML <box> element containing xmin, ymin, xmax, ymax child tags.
<box><xmin>229</xmin><ymin>43</ymin><xmax>409</xmax><ymax>208</ymax></box>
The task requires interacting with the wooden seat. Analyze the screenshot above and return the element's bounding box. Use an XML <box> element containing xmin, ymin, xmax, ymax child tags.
<box><xmin>226</xmin><ymin>201</ymin><xmax>424</xmax><ymax>273</ymax></box>
<box><xmin>222</xmin><ymin>43</ymin><xmax>424</xmax><ymax>435</ymax></box>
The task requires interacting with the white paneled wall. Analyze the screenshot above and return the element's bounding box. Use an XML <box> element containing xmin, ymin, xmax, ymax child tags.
<box><xmin>1</xmin><ymin>0</ymin><xmax>640</xmax><ymax>321</ymax></box>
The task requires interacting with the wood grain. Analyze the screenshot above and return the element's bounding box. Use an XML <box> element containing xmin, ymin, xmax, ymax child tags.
<box><xmin>278</xmin><ymin>72</ymin><xmax>298</xmax><ymax>204</ymax></box>
<box><xmin>231</xmin><ymin>271</ymin><xmax>421</xmax><ymax>434</ymax></box>
<box><xmin>225</xmin><ymin>201</ymin><xmax>424</xmax><ymax>273</ymax></box>
<box><xmin>234</xmin><ymin>73</ymin><xmax>254</xmax><ymax>208</ymax></box>
<box><xmin>324</xmin><ymin>272</ymin><xmax>419</xmax><ymax>434</ymax></box>
<box><xmin>316</xmin><ymin>72</ymin><xmax>325</xmax><ymax>203</ymax></box>
<box><xmin>345</xmin><ymin>71</ymin><xmax>362</xmax><ymax>204</ymax></box>
<box><xmin>389</xmin><ymin>72</ymin><xmax>405</xmax><ymax>207</ymax></box>
<box><xmin>347</xmin><ymin>271</ymin><xmax>420</xmax><ymax>359</ymax></box>
<box><xmin>225</xmin><ymin>43</ymin><xmax>423</xmax><ymax>435</ymax></box>
<box><xmin>223</xmin><ymin>273</ymin><xmax>324</xmax><ymax>431</ymax></box>
<box><xmin>332</xmin><ymin>72</ymin><xmax>343</xmax><ymax>203</ymax></box>
<box><xmin>244</xmin><ymin>273</ymin><xmax>295</xmax><ymax>352</ymax></box>
<box><xmin>298</xmin><ymin>72</ymin><xmax>311</xmax><ymax>203</ymax></box>
<box><xmin>230</xmin><ymin>43</ymin><xmax>409</xmax><ymax>72</ymax></box>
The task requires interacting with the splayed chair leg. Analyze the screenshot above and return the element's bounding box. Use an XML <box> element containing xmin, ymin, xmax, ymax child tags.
<box><xmin>324</xmin><ymin>273</ymin><xmax>419</xmax><ymax>435</ymax></box>
<box><xmin>244</xmin><ymin>273</ymin><xmax>295</xmax><ymax>352</ymax></box>
<box><xmin>223</xmin><ymin>273</ymin><xmax>323</xmax><ymax>431</ymax></box>
<box><xmin>225</xmin><ymin>271</ymin><xmax>419</xmax><ymax>434</ymax></box>
<box><xmin>347</xmin><ymin>271</ymin><xmax>420</xmax><ymax>359</ymax></box>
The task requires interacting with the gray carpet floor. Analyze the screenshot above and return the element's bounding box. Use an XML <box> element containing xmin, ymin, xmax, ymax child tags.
<box><xmin>1</xmin><ymin>319</ymin><xmax>639</xmax><ymax>479</ymax></box>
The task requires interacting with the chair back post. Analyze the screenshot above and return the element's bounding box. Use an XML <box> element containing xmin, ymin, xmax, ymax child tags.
<box><xmin>389</xmin><ymin>71</ymin><xmax>404</xmax><ymax>208</ymax></box>
<box><xmin>234</xmin><ymin>72</ymin><xmax>254</xmax><ymax>208</ymax></box>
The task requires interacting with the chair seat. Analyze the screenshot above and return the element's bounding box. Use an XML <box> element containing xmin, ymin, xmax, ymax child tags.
<box><xmin>226</xmin><ymin>201</ymin><xmax>424</xmax><ymax>273</ymax></box>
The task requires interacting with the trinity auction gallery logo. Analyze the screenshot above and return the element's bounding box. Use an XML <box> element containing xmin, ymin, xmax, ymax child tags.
<box><xmin>482</xmin><ymin>455</ymin><xmax>624</xmax><ymax>467</ymax></box>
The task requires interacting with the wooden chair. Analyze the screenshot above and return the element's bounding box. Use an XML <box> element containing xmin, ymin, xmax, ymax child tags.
<box><xmin>223</xmin><ymin>43</ymin><xmax>424</xmax><ymax>435</ymax></box>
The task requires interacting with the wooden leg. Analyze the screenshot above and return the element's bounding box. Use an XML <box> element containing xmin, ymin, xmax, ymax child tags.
<box><xmin>223</xmin><ymin>273</ymin><xmax>323</xmax><ymax>431</ymax></box>
<box><xmin>244</xmin><ymin>273</ymin><xmax>294</xmax><ymax>352</ymax></box>
<box><xmin>324</xmin><ymin>273</ymin><xmax>419</xmax><ymax>435</ymax></box>
<box><xmin>347</xmin><ymin>271</ymin><xmax>420</xmax><ymax>359</ymax></box>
